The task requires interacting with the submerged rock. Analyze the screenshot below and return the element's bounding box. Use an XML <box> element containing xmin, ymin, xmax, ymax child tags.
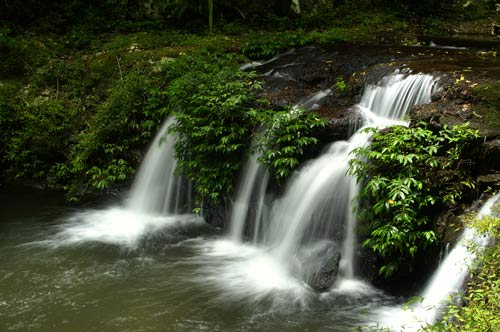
<box><xmin>299</xmin><ymin>240</ymin><xmax>341</xmax><ymax>292</ymax></box>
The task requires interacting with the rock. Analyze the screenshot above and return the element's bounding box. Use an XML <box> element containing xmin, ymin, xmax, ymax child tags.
<box><xmin>299</xmin><ymin>240</ymin><xmax>341</xmax><ymax>292</ymax></box>
<box><xmin>477</xmin><ymin>173</ymin><xmax>500</xmax><ymax>193</ymax></box>
<box><xmin>435</xmin><ymin>207</ymin><xmax>465</xmax><ymax>245</ymax></box>
<box><xmin>475</xmin><ymin>139</ymin><xmax>500</xmax><ymax>173</ymax></box>
<box><xmin>202</xmin><ymin>201</ymin><xmax>228</xmax><ymax>227</ymax></box>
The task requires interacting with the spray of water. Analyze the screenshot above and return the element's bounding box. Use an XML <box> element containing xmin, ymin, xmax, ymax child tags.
<box><xmin>55</xmin><ymin>116</ymin><xmax>198</xmax><ymax>248</ymax></box>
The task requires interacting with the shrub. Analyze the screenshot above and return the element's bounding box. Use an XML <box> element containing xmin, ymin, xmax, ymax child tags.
<box><xmin>0</xmin><ymin>81</ymin><xmax>20</xmax><ymax>171</ymax></box>
<box><xmin>349</xmin><ymin>122</ymin><xmax>480</xmax><ymax>277</ymax></box>
<box><xmin>4</xmin><ymin>97</ymin><xmax>79</xmax><ymax>181</ymax></box>
<box><xmin>241</xmin><ymin>31</ymin><xmax>311</xmax><ymax>58</ymax></box>
<box><xmin>256</xmin><ymin>107</ymin><xmax>326</xmax><ymax>180</ymax></box>
<box><xmin>55</xmin><ymin>70</ymin><xmax>166</xmax><ymax>198</ymax></box>
<box><xmin>166</xmin><ymin>52</ymin><xmax>263</xmax><ymax>204</ymax></box>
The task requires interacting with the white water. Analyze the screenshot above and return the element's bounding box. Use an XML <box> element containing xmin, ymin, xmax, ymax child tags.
<box><xmin>225</xmin><ymin>72</ymin><xmax>438</xmax><ymax>293</ymax></box>
<box><xmin>429</xmin><ymin>41</ymin><xmax>468</xmax><ymax>50</ymax></box>
<box><xmin>127</xmin><ymin>116</ymin><xmax>192</xmax><ymax>214</ymax></box>
<box><xmin>293</xmin><ymin>88</ymin><xmax>332</xmax><ymax>111</ymax></box>
<box><xmin>229</xmin><ymin>88</ymin><xmax>333</xmax><ymax>243</ymax></box>
<box><xmin>228</xmin><ymin>152</ymin><xmax>270</xmax><ymax>241</ymax></box>
<box><xmin>55</xmin><ymin>208</ymin><xmax>203</xmax><ymax>248</ymax></box>
<box><xmin>376</xmin><ymin>193</ymin><xmax>500</xmax><ymax>331</ymax></box>
<box><xmin>55</xmin><ymin>116</ymin><xmax>199</xmax><ymax>247</ymax></box>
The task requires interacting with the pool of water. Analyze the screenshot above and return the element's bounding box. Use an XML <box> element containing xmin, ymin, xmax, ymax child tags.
<box><xmin>0</xmin><ymin>187</ymin><xmax>398</xmax><ymax>332</ymax></box>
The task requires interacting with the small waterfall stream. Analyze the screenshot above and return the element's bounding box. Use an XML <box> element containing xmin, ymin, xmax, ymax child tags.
<box><xmin>376</xmin><ymin>193</ymin><xmax>500</xmax><ymax>331</ymax></box>
<box><xmin>55</xmin><ymin>116</ymin><xmax>201</xmax><ymax>247</ymax></box>
<box><xmin>228</xmin><ymin>152</ymin><xmax>269</xmax><ymax>242</ymax></box>
<box><xmin>127</xmin><ymin>116</ymin><xmax>192</xmax><ymax>215</ymax></box>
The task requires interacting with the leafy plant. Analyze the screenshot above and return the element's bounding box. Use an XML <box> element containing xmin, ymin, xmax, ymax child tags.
<box><xmin>52</xmin><ymin>69</ymin><xmax>166</xmax><ymax>198</ymax></box>
<box><xmin>4</xmin><ymin>96</ymin><xmax>80</xmax><ymax>181</ymax></box>
<box><xmin>165</xmin><ymin>52</ymin><xmax>263</xmax><ymax>205</ymax></box>
<box><xmin>241</xmin><ymin>31</ymin><xmax>311</xmax><ymax>58</ymax></box>
<box><xmin>256</xmin><ymin>107</ymin><xmax>326</xmax><ymax>179</ymax></box>
<box><xmin>349</xmin><ymin>122</ymin><xmax>480</xmax><ymax>277</ymax></box>
<box><xmin>0</xmin><ymin>81</ymin><xmax>20</xmax><ymax>172</ymax></box>
<box><xmin>334</xmin><ymin>77</ymin><xmax>347</xmax><ymax>93</ymax></box>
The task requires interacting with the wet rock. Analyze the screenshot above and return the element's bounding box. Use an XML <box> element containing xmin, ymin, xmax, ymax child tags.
<box><xmin>299</xmin><ymin>240</ymin><xmax>341</xmax><ymax>292</ymax></box>
<box><xmin>254</xmin><ymin>43</ymin><xmax>412</xmax><ymax>111</ymax></box>
<box><xmin>477</xmin><ymin>173</ymin><xmax>500</xmax><ymax>193</ymax></box>
<box><xmin>202</xmin><ymin>201</ymin><xmax>228</xmax><ymax>227</ymax></box>
<box><xmin>314</xmin><ymin>107</ymin><xmax>362</xmax><ymax>143</ymax></box>
<box><xmin>435</xmin><ymin>206</ymin><xmax>466</xmax><ymax>245</ymax></box>
<box><xmin>475</xmin><ymin>138</ymin><xmax>500</xmax><ymax>173</ymax></box>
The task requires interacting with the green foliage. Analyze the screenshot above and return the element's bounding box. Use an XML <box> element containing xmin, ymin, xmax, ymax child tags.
<box><xmin>55</xmin><ymin>70</ymin><xmax>166</xmax><ymax>197</ymax></box>
<box><xmin>0</xmin><ymin>81</ymin><xmax>21</xmax><ymax>170</ymax></box>
<box><xmin>312</xmin><ymin>27</ymin><xmax>357</xmax><ymax>44</ymax></box>
<box><xmin>257</xmin><ymin>107</ymin><xmax>326</xmax><ymax>180</ymax></box>
<box><xmin>4</xmin><ymin>97</ymin><xmax>80</xmax><ymax>181</ymax></box>
<box><xmin>349</xmin><ymin>122</ymin><xmax>480</xmax><ymax>277</ymax></box>
<box><xmin>165</xmin><ymin>52</ymin><xmax>263</xmax><ymax>204</ymax></box>
<box><xmin>0</xmin><ymin>29</ymin><xmax>24</xmax><ymax>77</ymax></box>
<box><xmin>423</xmin><ymin>208</ymin><xmax>500</xmax><ymax>332</ymax></box>
<box><xmin>241</xmin><ymin>31</ymin><xmax>311</xmax><ymax>58</ymax></box>
<box><xmin>469</xmin><ymin>81</ymin><xmax>500</xmax><ymax>135</ymax></box>
<box><xmin>334</xmin><ymin>77</ymin><xmax>347</xmax><ymax>93</ymax></box>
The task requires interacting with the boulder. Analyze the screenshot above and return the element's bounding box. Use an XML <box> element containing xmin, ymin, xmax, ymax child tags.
<box><xmin>299</xmin><ymin>240</ymin><xmax>341</xmax><ymax>292</ymax></box>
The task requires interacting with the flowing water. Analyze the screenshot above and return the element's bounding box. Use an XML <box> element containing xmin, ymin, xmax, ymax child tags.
<box><xmin>0</xmin><ymin>187</ymin><xmax>390</xmax><ymax>332</ymax></box>
<box><xmin>376</xmin><ymin>193</ymin><xmax>500</xmax><ymax>331</ymax></box>
<box><xmin>229</xmin><ymin>72</ymin><xmax>438</xmax><ymax>283</ymax></box>
<box><xmin>2</xmin><ymin>71</ymin><xmax>484</xmax><ymax>332</ymax></box>
<box><xmin>127</xmin><ymin>116</ymin><xmax>193</xmax><ymax>215</ymax></box>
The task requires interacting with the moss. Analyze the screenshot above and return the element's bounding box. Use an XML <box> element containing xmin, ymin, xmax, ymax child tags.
<box><xmin>471</xmin><ymin>82</ymin><xmax>500</xmax><ymax>138</ymax></box>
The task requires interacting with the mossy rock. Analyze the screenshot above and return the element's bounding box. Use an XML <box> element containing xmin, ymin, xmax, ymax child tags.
<box><xmin>470</xmin><ymin>81</ymin><xmax>500</xmax><ymax>138</ymax></box>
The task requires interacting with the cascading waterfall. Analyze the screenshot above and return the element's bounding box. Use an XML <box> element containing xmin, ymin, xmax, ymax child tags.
<box><xmin>228</xmin><ymin>152</ymin><xmax>269</xmax><ymax>242</ymax></box>
<box><xmin>54</xmin><ymin>116</ymin><xmax>200</xmax><ymax>247</ymax></box>
<box><xmin>127</xmin><ymin>116</ymin><xmax>192</xmax><ymax>215</ymax></box>
<box><xmin>229</xmin><ymin>88</ymin><xmax>332</xmax><ymax>243</ymax></box>
<box><xmin>227</xmin><ymin>71</ymin><xmax>439</xmax><ymax>288</ymax></box>
<box><xmin>376</xmin><ymin>193</ymin><xmax>500</xmax><ymax>331</ymax></box>
<box><xmin>266</xmin><ymin>72</ymin><xmax>438</xmax><ymax>279</ymax></box>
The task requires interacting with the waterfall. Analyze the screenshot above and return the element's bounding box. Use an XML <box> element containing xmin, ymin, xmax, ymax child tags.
<box><xmin>293</xmin><ymin>88</ymin><xmax>332</xmax><ymax>111</ymax></box>
<box><xmin>228</xmin><ymin>88</ymin><xmax>331</xmax><ymax>243</ymax></box>
<box><xmin>228</xmin><ymin>71</ymin><xmax>439</xmax><ymax>285</ymax></box>
<box><xmin>267</xmin><ymin>73</ymin><xmax>437</xmax><ymax>278</ymax></box>
<box><xmin>127</xmin><ymin>116</ymin><xmax>192</xmax><ymax>215</ymax></box>
<box><xmin>55</xmin><ymin>116</ymin><xmax>200</xmax><ymax>248</ymax></box>
<box><xmin>376</xmin><ymin>193</ymin><xmax>500</xmax><ymax>331</ymax></box>
<box><xmin>229</xmin><ymin>152</ymin><xmax>270</xmax><ymax>242</ymax></box>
